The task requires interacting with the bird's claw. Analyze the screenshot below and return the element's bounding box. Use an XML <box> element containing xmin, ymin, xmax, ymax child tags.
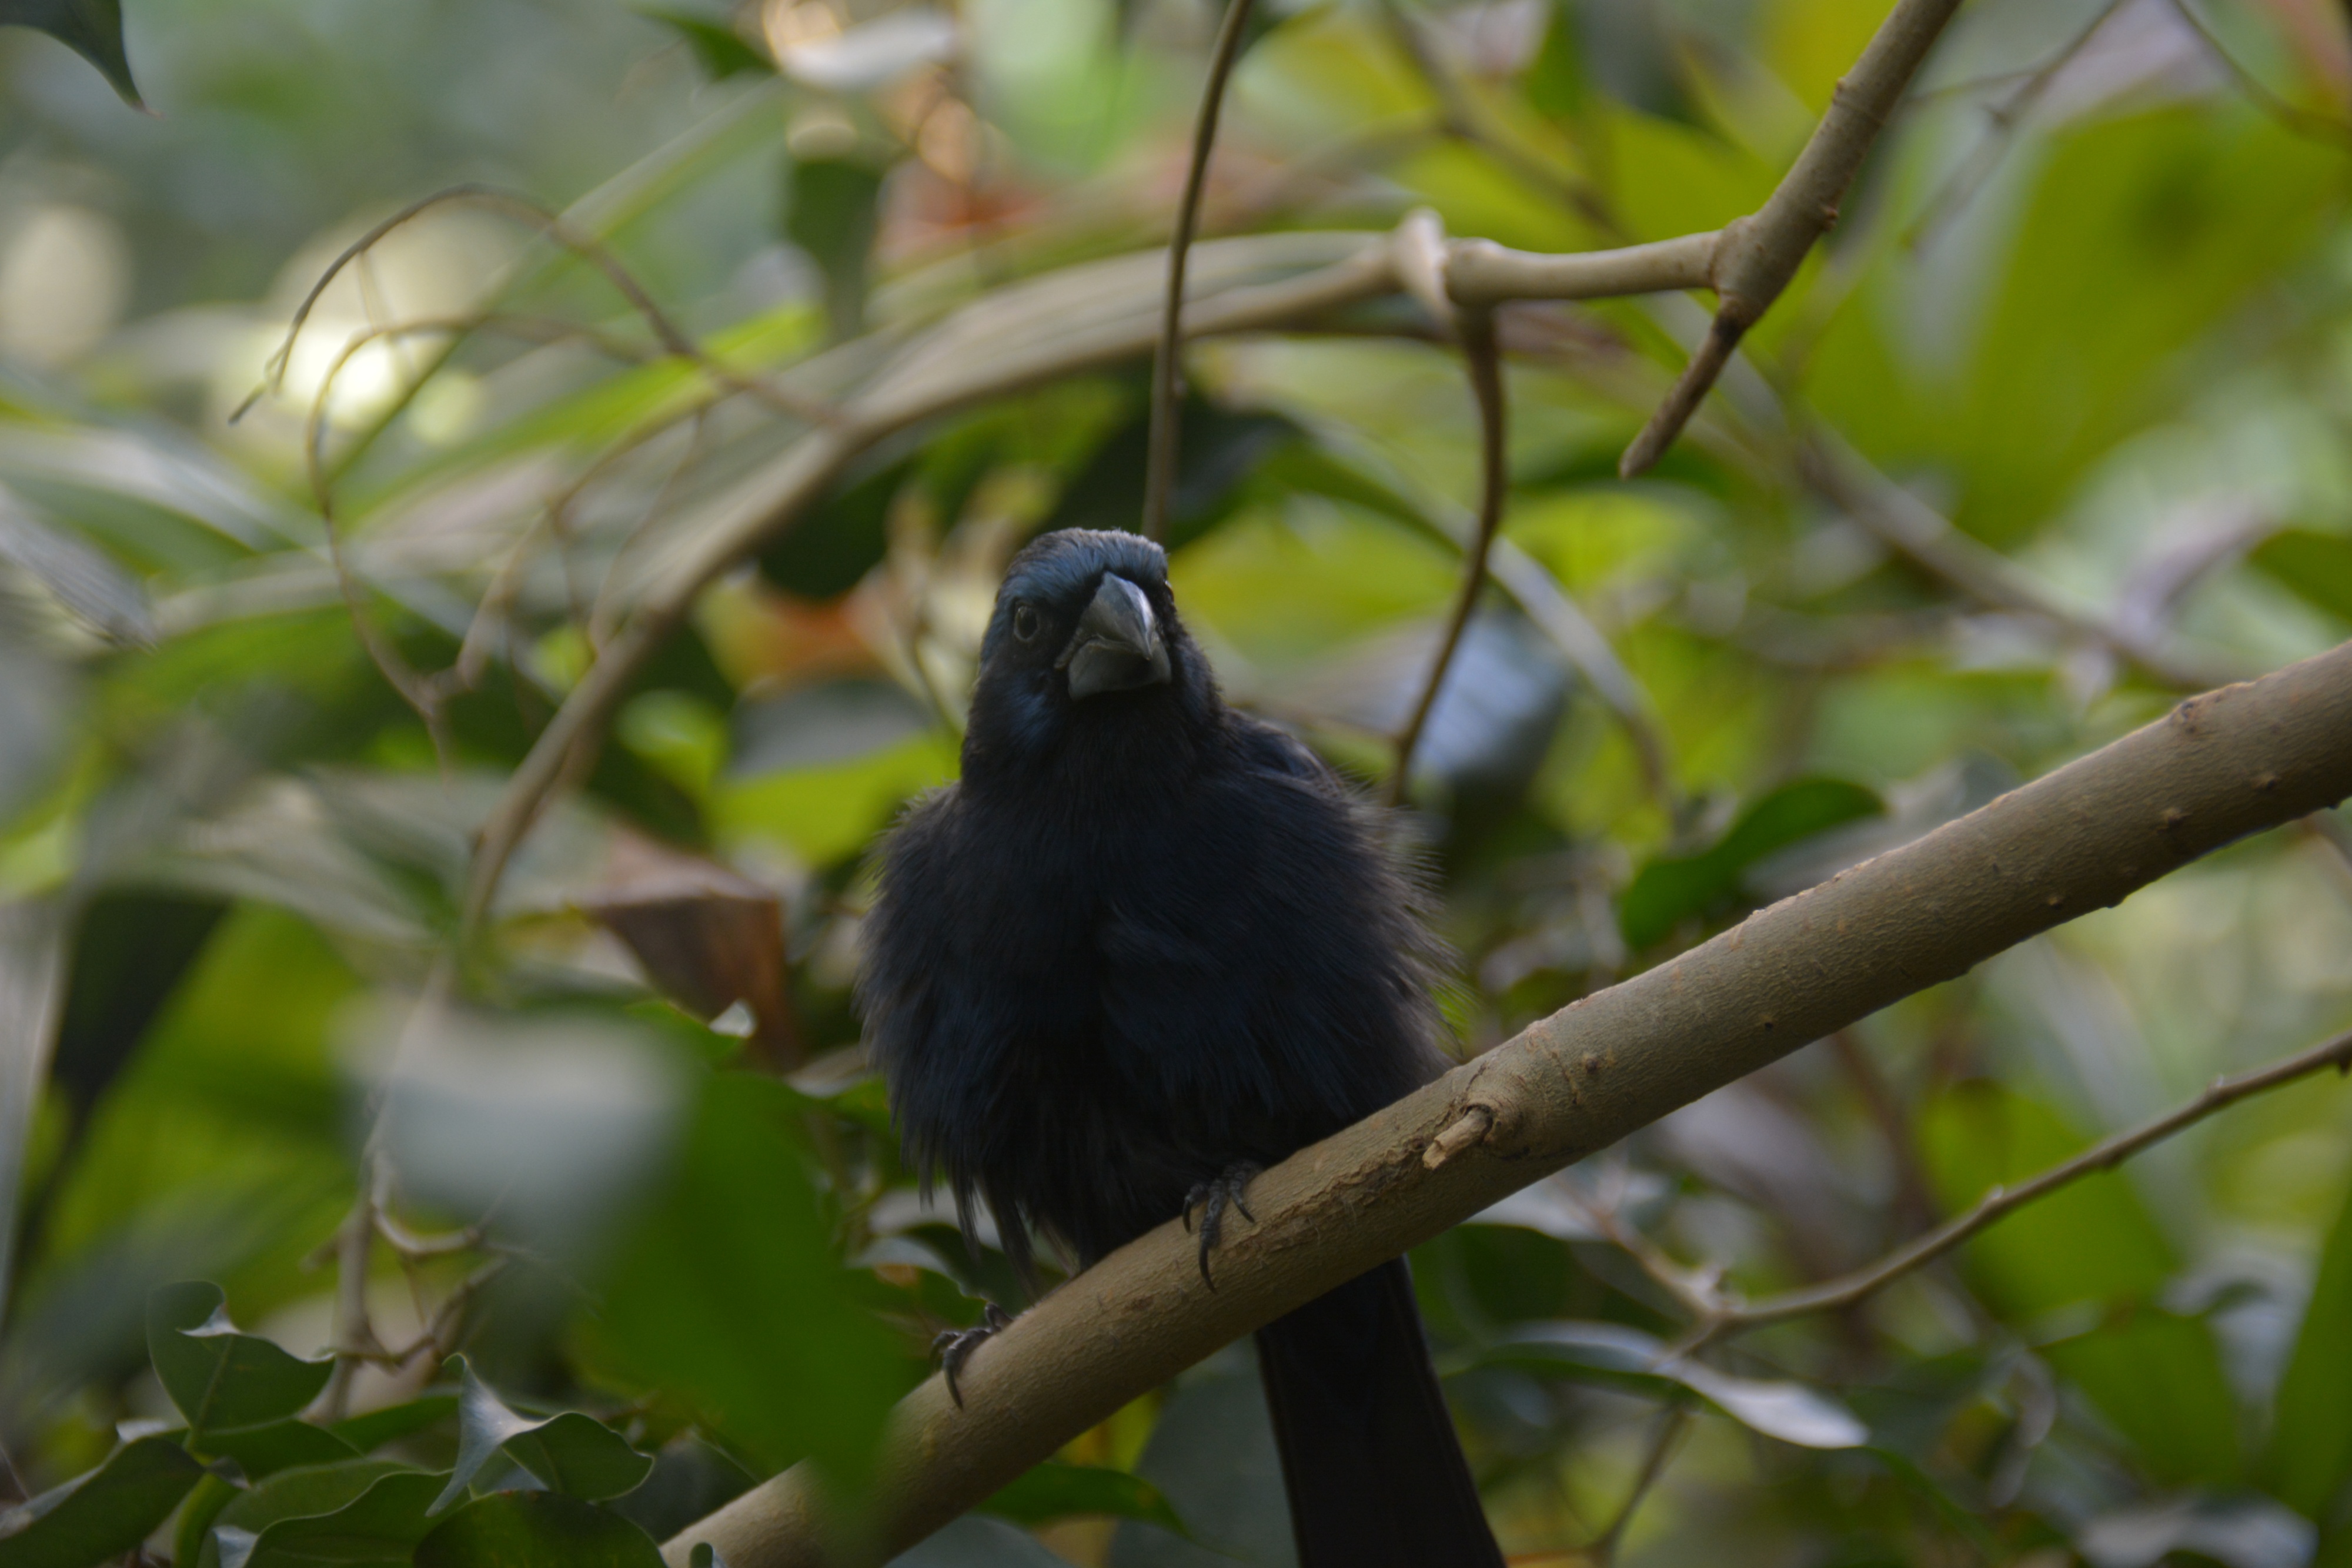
<box><xmin>934</xmin><ymin>1302</ymin><xmax>1014</xmax><ymax>1408</ymax></box>
<box><xmin>1181</xmin><ymin>1162</ymin><xmax>1262</xmax><ymax>1289</ymax></box>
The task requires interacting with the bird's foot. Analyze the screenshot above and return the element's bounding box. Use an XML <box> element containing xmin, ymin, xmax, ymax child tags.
<box><xmin>934</xmin><ymin>1302</ymin><xmax>1014</xmax><ymax>1409</ymax></box>
<box><xmin>1181</xmin><ymin>1162</ymin><xmax>1263</xmax><ymax>1289</ymax></box>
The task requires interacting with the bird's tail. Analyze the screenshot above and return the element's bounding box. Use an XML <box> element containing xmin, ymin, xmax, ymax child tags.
<box><xmin>1254</xmin><ymin>1258</ymin><xmax>1505</xmax><ymax>1568</ymax></box>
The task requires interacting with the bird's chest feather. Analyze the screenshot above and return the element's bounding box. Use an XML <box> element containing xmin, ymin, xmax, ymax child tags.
<box><xmin>954</xmin><ymin>788</ymin><xmax>1226</xmax><ymax>1057</ymax></box>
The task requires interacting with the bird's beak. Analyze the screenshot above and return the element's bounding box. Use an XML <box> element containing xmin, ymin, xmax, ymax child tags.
<box><xmin>1058</xmin><ymin>573</ymin><xmax>1172</xmax><ymax>700</ymax></box>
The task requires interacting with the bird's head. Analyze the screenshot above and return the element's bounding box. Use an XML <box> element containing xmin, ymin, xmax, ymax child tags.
<box><xmin>963</xmin><ymin>528</ymin><xmax>1217</xmax><ymax>780</ymax></box>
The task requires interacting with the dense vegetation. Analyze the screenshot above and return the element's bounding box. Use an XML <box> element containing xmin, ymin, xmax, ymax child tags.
<box><xmin>3</xmin><ymin>0</ymin><xmax>2352</xmax><ymax>1563</ymax></box>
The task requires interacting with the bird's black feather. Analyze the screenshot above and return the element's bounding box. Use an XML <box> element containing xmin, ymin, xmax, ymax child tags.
<box><xmin>859</xmin><ymin>527</ymin><xmax>1503</xmax><ymax>1567</ymax></box>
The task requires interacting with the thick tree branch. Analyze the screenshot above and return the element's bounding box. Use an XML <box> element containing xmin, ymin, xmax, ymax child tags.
<box><xmin>664</xmin><ymin>640</ymin><xmax>2352</xmax><ymax>1568</ymax></box>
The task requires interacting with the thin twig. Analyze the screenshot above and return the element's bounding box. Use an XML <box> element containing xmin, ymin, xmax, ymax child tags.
<box><xmin>586</xmin><ymin>408</ymin><xmax>718</xmax><ymax>650</ymax></box>
<box><xmin>1579</xmin><ymin>1165</ymin><xmax>1725</xmax><ymax>1322</ymax></box>
<box><xmin>296</xmin><ymin>336</ymin><xmax>454</xmax><ymax>770</ymax></box>
<box><xmin>1796</xmin><ymin>427</ymin><xmax>2236</xmax><ymax>692</ymax></box>
<box><xmin>2165</xmin><ymin>0</ymin><xmax>2351</xmax><ymax>145</ymax></box>
<box><xmin>1588</xmin><ymin>1403</ymin><xmax>1689</xmax><ymax>1565</ymax></box>
<box><xmin>237</xmin><ymin>183</ymin><xmax>837</xmax><ymax>429</ymax></box>
<box><xmin>1141</xmin><ymin>0</ymin><xmax>1258</xmax><ymax>542</ymax></box>
<box><xmin>1389</xmin><ymin>307</ymin><xmax>1506</xmax><ymax>804</ymax></box>
<box><xmin>319</xmin><ymin>1171</ymin><xmax>386</xmax><ymax>1420</ymax></box>
<box><xmin>372</xmin><ymin>1256</ymin><xmax>510</xmax><ymax>1371</ymax></box>
<box><xmin>1377</xmin><ymin>0</ymin><xmax>1616</xmax><ymax>235</ymax></box>
<box><xmin>1671</xmin><ymin>1022</ymin><xmax>2352</xmax><ymax>1350</ymax></box>
<box><xmin>1905</xmin><ymin>0</ymin><xmax>2129</xmax><ymax>252</ymax></box>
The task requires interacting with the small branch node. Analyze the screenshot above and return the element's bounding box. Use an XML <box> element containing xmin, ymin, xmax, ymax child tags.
<box><xmin>1423</xmin><ymin>1104</ymin><xmax>1495</xmax><ymax>1169</ymax></box>
<box><xmin>1394</xmin><ymin>207</ymin><xmax>1458</xmax><ymax>336</ymax></box>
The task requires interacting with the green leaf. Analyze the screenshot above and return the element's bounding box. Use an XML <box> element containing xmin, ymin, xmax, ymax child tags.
<box><xmin>215</xmin><ymin>1468</ymin><xmax>446</xmax><ymax>1568</ymax></box>
<box><xmin>2264</xmin><ymin>1170</ymin><xmax>2352</xmax><ymax>1514</ymax></box>
<box><xmin>208</xmin><ymin>1460</ymin><xmax>414</xmax><ymax>1559</ymax></box>
<box><xmin>2251</xmin><ymin>530</ymin><xmax>2352</xmax><ymax>627</ymax></box>
<box><xmin>198</xmin><ymin>1419</ymin><xmax>361</xmax><ymax>1479</ymax></box>
<box><xmin>756</xmin><ymin>456</ymin><xmax>912</xmax><ymax>601</ymax></box>
<box><xmin>784</xmin><ymin>156</ymin><xmax>884</xmax><ymax>342</ymax></box>
<box><xmin>1522</xmin><ymin>0</ymin><xmax>1585</xmax><ymax>120</ymax></box>
<box><xmin>712</xmin><ymin>728</ymin><xmax>958</xmax><ymax>870</ymax></box>
<box><xmin>328</xmin><ymin>1395</ymin><xmax>460</xmax><ymax>1455</ymax></box>
<box><xmin>0</xmin><ymin>1436</ymin><xmax>203</xmax><ymax>1568</ymax></box>
<box><xmin>415</xmin><ymin>1493</ymin><xmax>664</xmax><ymax>1568</ymax></box>
<box><xmin>639</xmin><ymin>8</ymin><xmax>770</xmax><ymax>79</ymax></box>
<box><xmin>980</xmin><ymin>1463</ymin><xmax>1187</xmax><ymax>1536</ymax></box>
<box><xmin>587</xmin><ymin>1073</ymin><xmax>910</xmax><ymax>1483</ymax></box>
<box><xmin>146</xmin><ymin>1281</ymin><xmax>336</xmax><ymax>1434</ymax></box>
<box><xmin>1479</xmin><ymin>1321</ymin><xmax>1869</xmax><ymax>1448</ymax></box>
<box><xmin>432</xmin><ymin>1360</ymin><xmax>654</xmax><ymax>1514</ymax></box>
<box><xmin>1618</xmin><ymin>778</ymin><xmax>1883</xmax><ymax>950</ymax></box>
<box><xmin>0</xmin><ymin>0</ymin><xmax>139</xmax><ymax>105</ymax></box>
<box><xmin>2040</xmin><ymin>1311</ymin><xmax>2243</xmax><ymax>1487</ymax></box>
<box><xmin>1947</xmin><ymin>111</ymin><xmax>2334</xmax><ymax>544</ymax></box>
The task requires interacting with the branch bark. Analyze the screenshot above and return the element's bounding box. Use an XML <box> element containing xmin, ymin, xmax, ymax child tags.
<box><xmin>664</xmin><ymin>638</ymin><xmax>2352</xmax><ymax>1568</ymax></box>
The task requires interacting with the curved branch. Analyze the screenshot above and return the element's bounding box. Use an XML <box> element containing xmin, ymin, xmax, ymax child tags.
<box><xmin>663</xmin><ymin>638</ymin><xmax>2352</xmax><ymax>1568</ymax></box>
<box><xmin>238</xmin><ymin>183</ymin><xmax>838</xmax><ymax>430</ymax></box>
<box><xmin>1388</xmin><ymin>306</ymin><xmax>1505</xmax><ymax>804</ymax></box>
<box><xmin>2165</xmin><ymin>0</ymin><xmax>2352</xmax><ymax>146</ymax></box>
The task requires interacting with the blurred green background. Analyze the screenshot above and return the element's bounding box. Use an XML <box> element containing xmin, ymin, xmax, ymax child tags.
<box><xmin>5</xmin><ymin>0</ymin><xmax>2352</xmax><ymax>1564</ymax></box>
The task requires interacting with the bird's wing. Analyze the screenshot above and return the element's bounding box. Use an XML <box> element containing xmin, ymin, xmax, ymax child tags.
<box><xmin>1230</xmin><ymin>711</ymin><xmax>1343</xmax><ymax>792</ymax></box>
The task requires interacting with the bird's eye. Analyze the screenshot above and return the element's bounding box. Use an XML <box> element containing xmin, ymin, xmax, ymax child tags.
<box><xmin>1011</xmin><ymin>603</ymin><xmax>1044</xmax><ymax>643</ymax></box>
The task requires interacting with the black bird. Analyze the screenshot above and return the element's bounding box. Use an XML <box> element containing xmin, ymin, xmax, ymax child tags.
<box><xmin>859</xmin><ymin>528</ymin><xmax>1504</xmax><ymax>1568</ymax></box>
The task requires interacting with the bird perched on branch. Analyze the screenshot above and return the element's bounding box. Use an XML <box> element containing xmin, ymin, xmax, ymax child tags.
<box><xmin>859</xmin><ymin>527</ymin><xmax>1503</xmax><ymax>1568</ymax></box>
